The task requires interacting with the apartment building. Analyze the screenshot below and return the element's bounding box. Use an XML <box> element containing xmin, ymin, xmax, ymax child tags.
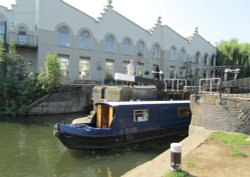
<box><xmin>0</xmin><ymin>0</ymin><xmax>216</xmax><ymax>84</ymax></box>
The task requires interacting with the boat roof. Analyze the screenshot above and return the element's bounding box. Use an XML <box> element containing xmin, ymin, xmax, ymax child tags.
<box><xmin>96</xmin><ymin>100</ymin><xmax>190</xmax><ymax>107</ymax></box>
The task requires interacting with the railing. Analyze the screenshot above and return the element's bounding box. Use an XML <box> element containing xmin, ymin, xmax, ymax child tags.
<box><xmin>196</xmin><ymin>77</ymin><xmax>250</xmax><ymax>102</ymax></box>
<box><xmin>6</xmin><ymin>32</ymin><xmax>38</xmax><ymax>47</ymax></box>
<box><xmin>163</xmin><ymin>79</ymin><xmax>187</xmax><ymax>92</ymax></box>
<box><xmin>222</xmin><ymin>77</ymin><xmax>250</xmax><ymax>89</ymax></box>
<box><xmin>199</xmin><ymin>78</ymin><xmax>221</xmax><ymax>95</ymax></box>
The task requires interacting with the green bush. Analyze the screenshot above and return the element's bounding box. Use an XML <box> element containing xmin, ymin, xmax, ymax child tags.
<box><xmin>38</xmin><ymin>53</ymin><xmax>60</xmax><ymax>93</ymax></box>
<box><xmin>17</xmin><ymin>73</ymin><xmax>44</xmax><ymax>115</ymax></box>
<box><xmin>0</xmin><ymin>47</ymin><xmax>60</xmax><ymax>117</ymax></box>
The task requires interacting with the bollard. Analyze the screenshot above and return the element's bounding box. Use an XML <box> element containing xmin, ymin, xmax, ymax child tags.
<box><xmin>170</xmin><ymin>143</ymin><xmax>182</xmax><ymax>171</ymax></box>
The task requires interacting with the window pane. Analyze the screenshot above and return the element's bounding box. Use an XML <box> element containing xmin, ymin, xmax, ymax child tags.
<box><xmin>106</xmin><ymin>35</ymin><xmax>115</xmax><ymax>53</ymax></box>
<box><xmin>57</xmin><ymin>26</ymin><xmax>70</xmax><ymax>47</ymax></box>
<box><xmin>0</xmin><ymin>21</ymin><xmax>5</xmax><ymax>34</ymax></box>
<box><xmin>137</xmin><ymin>63</ymin><xmax>144</xmax><ymax>76</ymax></box>
<box><xmin>180</xmin><ymin>49</ymin><xmax>186</xmax><ymax>62</ymax></box>
<box><xmin>138</xmin><ymin>41</ymin><xmax>144</xmax><ymax>56</ymax></box>
<box><xmin>170</xmin><ymin>47</ymin><xmax>177</xmax><ymax>60</ymax></box>
<box><xmin>105</xmin><ymin>61</ymin><xmax>114</xmax><ymax>78</ymax></box>
<box><xmin>18</xmin><ymin>35</ymin><xmax>28</xmax><ymax>44</ymax></box>
<box><xmin>170</xmin><ymin>66</ymin><xmax>176</xmax><ymax>78</ymax></box>
<box><xmin>80</xmin><ymin>31</ymin><xmax>90</xmax><ymax>49</ymax></box>
<box><xmin>204</xmin><ymin>54</ymin><xmax>209</xmax><ymax>65</ymax></box>
<box><xmin>0</xmin><ymin>22</ymin><xmax>6</xmax><ymax>43</ymax></box>
<box><xmin>195</xmin><ymin>52</ymin><xmax>200</xmax><ymax>64</ymax></box>
<box><xmin>133</xmin><ymin>109</ymin><xmax>149</xmax><ymax>122</ymax></box>
<box><xmin>79</xmin><ymin>58</ymin><xmax>90</xmax><ymax>80</ymax></box>
<box><xmin>152</xmin><ymin>44</ymin><xmax>160</xmax><ymax>59</ymax></box>
<box><xmin>123</xmin><ymin>38</ymin><xmax>131</xmax><ymax>55</ymax></box>
<box><xmin>58</xmin><ymin>55</ymin><xmax>69</xmax><ymax>78</ymax></box>
<box><xmin>18</xmin><ymin>27</ymin><xmax>27</xmax><ymax>44</ymax></box>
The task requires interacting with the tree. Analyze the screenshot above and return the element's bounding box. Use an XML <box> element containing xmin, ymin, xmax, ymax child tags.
<box><xmin>38</xmin><ymin>53</ymin><xmax>60</xmax><ymax>93</ymax></box>
<box><xmin>17</xmin><ymin>73</ymin><xmax>42</xmax><ymax>115</ymax></box>
<box><xmin>0</xmin><ymin>47</ymin><xmax>61</xmax><ymax>116</ymax></box>
<box><xmin>0</xmin><ymin>42</ymin><xmax>6</xmax><ymax>85</ymax></box>
<box><xmin>0</xmin><ymin>42</ymin><xmax>27</xmax><ymax>116</ymax></box>
<box><xmin>216</xmin><ymin>39</ymin><xmax>250</xmax><ymax>78</ymax></box>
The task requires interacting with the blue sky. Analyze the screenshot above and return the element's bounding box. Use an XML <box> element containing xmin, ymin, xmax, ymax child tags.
<box><xmin>0</xmin><ymin>0</ymin><xmax>249</xmax><ymax>45</ymax></box>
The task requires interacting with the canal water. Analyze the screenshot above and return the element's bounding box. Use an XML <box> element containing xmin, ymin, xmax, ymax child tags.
<box><xmin>0</xmin><ymin>116</ymin><xmax>186</xmax><ymax>177</ymax></box>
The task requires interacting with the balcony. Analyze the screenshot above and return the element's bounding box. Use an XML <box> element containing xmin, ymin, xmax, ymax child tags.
<box><xmin>5</xmin><ymin>32</ymin><xmax>38</xmax><ymax>48</ymax></box>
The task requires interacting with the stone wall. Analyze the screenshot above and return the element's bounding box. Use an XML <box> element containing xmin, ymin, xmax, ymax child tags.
<box><xmin>92</xmin><ymin>86</ymin><xmax>157</xmax><ymax>104</ymax></box>
<box><xmin>28</xmin><ymin>85</ymin><xmax>94</xmax><ymax>115</ymax></box>
<box><xmin>189</xmin><ymin>95</ymin><xmax>250</xmax><ymax>135</ymax></box>
<box><xmin>28</xmin><ymin>85</ymin><xmax>158</xmax><ymax>115</ymax></box>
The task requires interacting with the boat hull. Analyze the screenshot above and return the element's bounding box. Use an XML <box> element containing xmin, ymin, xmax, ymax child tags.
<box><xmin>54</xmin><ymin>124</ymin><xmax>189</xmax><ymax>149</ymax></box>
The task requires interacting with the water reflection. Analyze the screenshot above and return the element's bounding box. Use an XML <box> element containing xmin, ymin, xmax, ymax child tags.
<box><xmin>0</xmin><ymin>118</ymin><xmax>186</xmax><ymax>177</ymax></box>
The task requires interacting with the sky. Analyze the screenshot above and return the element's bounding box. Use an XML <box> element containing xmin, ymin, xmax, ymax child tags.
<box><xmin>0</xmin><ymin>0</ymin><xmax>249</xmax><ymax>46</ymax></box>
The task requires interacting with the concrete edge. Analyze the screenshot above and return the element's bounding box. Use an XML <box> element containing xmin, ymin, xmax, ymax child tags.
<box><xmin>121</xmin><ymin>126</ymin><xmax>214</xmax><ymax>177</ymax></box>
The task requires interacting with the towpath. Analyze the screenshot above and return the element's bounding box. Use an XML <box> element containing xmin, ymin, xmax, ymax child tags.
<box><xmin>121</xmin><ymin>127</ymin><xmax>213</xmax><ymax>177</ymax></box>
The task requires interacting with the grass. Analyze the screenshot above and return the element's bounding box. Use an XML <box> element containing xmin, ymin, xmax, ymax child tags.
<box><xmin>210</xmin><ymin>132</ymin><xmax>250</xmax><ymax>157</ymax></box>
<box><xmin>166</xmin><ymin>170</ymin><xmax>192</xmax><ymax>177</ymax></box>
<box><xmin>185</xmin><ymin>159</ymin><xmax>196</xmax><ymax>168</ymax></box>
<box><xmin>231</xmin><ymin>147</ymin><xmax>248</xmax><ymax>157</ymax></box>
<box><xmin>166</xmin><ymin>132</ymin><xmax>250</xmax><ymax>177</ymax></box>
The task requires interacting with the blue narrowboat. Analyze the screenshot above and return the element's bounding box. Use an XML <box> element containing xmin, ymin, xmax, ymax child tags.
<box><xmin>53</xmin><ymin>100</ymin><xmax>191</xmax><ymax>149</ymax></box>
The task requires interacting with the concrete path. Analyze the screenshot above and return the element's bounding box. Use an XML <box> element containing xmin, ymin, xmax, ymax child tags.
<box><xmin>121</xmin><ymin>127</ymin><xmax>213</xmax><ymax>177</ymax></box>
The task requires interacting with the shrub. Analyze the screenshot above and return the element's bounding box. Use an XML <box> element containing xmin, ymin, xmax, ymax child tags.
<box><xmin>38</xmin><ymin>53</ymin><xmax>60</xmax><ymax>93</ymax></box>
<box><xmin>0</xmin><ymin>49</ymin><xmax>61</xmax><ymax>117</ymax></box>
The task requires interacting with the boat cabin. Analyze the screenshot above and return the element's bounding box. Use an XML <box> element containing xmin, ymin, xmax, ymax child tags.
<box><xmin>91</xmin><ymin>100</ymin><xmax>191</xmax><ymax>130</ymax></box>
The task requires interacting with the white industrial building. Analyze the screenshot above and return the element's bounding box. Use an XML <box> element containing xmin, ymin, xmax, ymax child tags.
<box><xmin>0</xmin><ymin>0</ymin><xmax>216</xmax><ymax>84</ymax></box>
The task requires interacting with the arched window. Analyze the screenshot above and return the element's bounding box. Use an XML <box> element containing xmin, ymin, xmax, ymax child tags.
<box><xmin>0</xmin><ymin>21</ymin><xmax>6</xmax><ymax>42</ymax></box>
<box><xmin>169</xmin><ymin>46</ymin><xmax>177</xmax><ymax>60</ymax></box>
<box><xmin>80</xmin><ymin>30</ymin><xmax>90</xmax><ymax>49</ymax></box>
<box><xmin>203</xmin><ymin>70</ymin><xmax>207</xmax><ymax>78</ymax></box>
<box><xmin>18</xmin><ymin>26</ymin><xmax>27</xmax><ymax>44</ymax></box>
<box><xmin>123</xmin><ymin>38</ymin><xmax>132</xmax><ymax>55</ymax></box>
<box><xmin>179</xmin><ymin>48</ymin><xmax>186</xmax><ymax>62</ymax></box>
<box><xmin>211</xmin><ymin>54</ymin><xmax>216</xmax><ymax>66</ymax></box>
<box><xmin>195</xmin><ymin>52</ymin><xmax>200</xmax><ymax>64</ymax></box>
<box><xmin>152</xmin><ymin>44</ymin><xmax>160</xmax><ymax>60</ymax></box>
<box><xmin>57</xmin><ymin>26</ymin><xmax>70</xmax><ymax>47</ymax></box>
<box><xmin>105</xmin><ymin>34</ymin><xmax>115</xmax><ymax>53</ymax></box>
<box><xmin>204</xmin><ymin>53</ymin><xmax>209</xmax><ymax>65</ymax></box>
<box><xmin>137</xmin><ymin>41</ymin><xmax>144</xmax><ymax>56</ymax></box>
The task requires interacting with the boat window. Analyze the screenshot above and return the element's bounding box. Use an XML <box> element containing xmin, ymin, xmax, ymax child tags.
<box><xmin>178</xmin><ymin>107</ymin><xmax>190</xmax><ymax>117</ymax></box>
<box><xmin>133</xmin><ymin>109</ymin><xmax>149</xmax><ymax>122</ymax></box>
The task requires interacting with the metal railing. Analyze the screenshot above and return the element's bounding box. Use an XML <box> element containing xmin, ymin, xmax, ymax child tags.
<box><xmin>6</xmin><ymin>32</ymin><xmax>38</xmax><ymax>47</ymax></box>
<box><xmin>199</xmin><ymin>78</ymin><xmax>221</xmax><ymax>95</ymax></box>
<box><xmin>164</xmin><ymin>79</ymin><xmax>187</xmax><ymax>92</ymax></box>
<box><xmin>222</xmin><ymin>77</ymin><xmax>250</xmax><ymax>89</ymax></box>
